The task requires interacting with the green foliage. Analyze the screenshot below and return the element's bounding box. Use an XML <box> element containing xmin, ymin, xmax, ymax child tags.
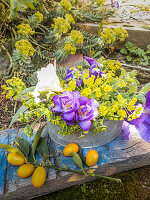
<box><xmin>23</xmin><ymin>124</ymin><xmax>34</xmax><ymax>137</ymax></box>
<box><xmin>120</xmin><ymin>42</ymin><xmax>150</xmax><ymax>66</ymax></box>
<box><xmin>44</xmin><ymin>30</ymin><xmax>61</xmax><ymax>44</ymax></box>
<box><xmin>9</xmin><ymin>105</ymin><xmax>28</xmax><ymax>128</ymax></box>
<box><xmin>141</xmin><ymin>83</ymin><xmax>150</xmax><ymax>94</ymax></box>
<box><xmin>120</xmin><ymin>48</ymin><xmax>127</xmax><ymax>55</ymax></box>
<box><xmin>10</xmin><ymin>0</ymin><xmax>35</xmax><ymax>19</ymax></box>
<box><xmin>147</xmin><ymin>45</ymin><xmax>150</xmax><ymax>54</ymax></box>
<box><xmin>134</xmin><ymin>94</ymin><xmax>146</xmax><ymax>105</ymax></box>
<box><xmin>100</xmin><ymin>27</ymin><xmax>128</xmax><ymax>48</ymax></box>
<box><xmin>128</xmin><ymin>83</ymin><xmax>138</xmax><ymax>93</ymax></box>
<box><xmin>32</xmin><ymin>125</ymin><xmax>46</xmax><ymax>161</ymax></box>
<box><xmin>15</xmin><ymin>137</ymin><xmax>30</xmax><ymax>159</ymax></box>
<box><xmin>17</xmin><ymin>86</ymin><xmax>35</xmax><ymax>99</ymax></box>
<box><xmin>56</xmin><ymin>65</ymin><xmax>67</xmax><ymax>79</ymax></box>
<box><xmin>4</xmin><ymin>48</ymin><xmax>50</xmax><ymax>86</ymax></box>
<box><xmin>1</xmin><ymin>0</ymin><xmax>115</xmax><ymax>86</ymax></box>
<box><xmin>51</xmin><ymin>48</ymin><xmax>68</xmax><ymax>62</ymax></box>
<box><xmin>1</xmin><ymin>76</ymin><xmax>26</xmax><ymax>99</ymax></box>
<box><xmin>76</xmin><ymin>28</ymin><xmax>102</xmax><ymax>55</ymax></box>
<box><xmin>71</xmin><ymin>4</ymin><xmax>114</xmax><ymax>23</ymax></box>
<box><xmin>70</xmin><ymin>152</ymin><xmax>86</xmax><ymax>174</ymax></box>
<box><xmin>81</xmin><ymin>184</ymin><xmax>88</xmax><ymax>193</ymax></box>
<box><xmin>0</xmin><ymin>143</ymin><xmax>26</xmax><ymax>159</ymax></box>
<box><xmin>36</xmin><ymin>137</ymin><xmax>49</xmax><ymax>160</ymax></box>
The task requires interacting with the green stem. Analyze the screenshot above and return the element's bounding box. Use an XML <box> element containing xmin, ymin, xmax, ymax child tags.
<box><xmin>0</xmin><ymin>0</ymin><xmax>9</xmax><ymax>7</ymax></box>
<box><xmin>35</xmin><ymin>32</ymin><xmax>45</xmax><ymax>35</ymax></box>
<box><xmin>43</xmin><ymin>4</ymin><xmax>48</xmax><ymax>14</ymax></box>
<box><xmin>45</xmin><ymin>164</ymin><xmax>121</xmax><ymax>183</ymax></box>
<box><xmin>1</xmin><ymin>45</ymin><xmax>12</xmax><ymax>64</ymax></box>
<box><xmin>11</xmin><ymin>27</ymin><xmax>17</xmax><ymax>38</ymax></box>
<box><xmin>37</xmin><ymin>26</ymin><xmax>46</xmax><ymax>34</ymax></box>
<box><xmin>30</xmin><ymin>114</ymin><xmax>44</xmax><ymax>128</ymax></box>
<box><xmin>39</xmin><ymin>24</ymin><xmax>48</xmax><ymax>31</ymax></box>
<box><xmin>10</xmin><ymin>30</ymin><xmax>14</xmax><ymax>39</ymax></box>
<box><xmin>29</xmin><ymin>36</ymin><xmax>50</xmax><ymax>51</ymax></box>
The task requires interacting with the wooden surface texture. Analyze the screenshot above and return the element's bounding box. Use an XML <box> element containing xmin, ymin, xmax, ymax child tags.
<box><xmin>0</xmin><ymin>125</ymin><xmax>150</xmax><ymax>200</ymax></box>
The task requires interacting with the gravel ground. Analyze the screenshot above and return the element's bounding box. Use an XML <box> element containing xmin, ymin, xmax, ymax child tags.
<box><xmin>105</xmin><ymin>0</ymin><xmax>150</xmax><ymax>26</ymax></box>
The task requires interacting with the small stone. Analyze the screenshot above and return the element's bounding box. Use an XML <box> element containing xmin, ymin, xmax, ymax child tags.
<box><xmin>115</xmin><ymin>53</ymin><xmax>125</xmax><ymax>61</ymax></box>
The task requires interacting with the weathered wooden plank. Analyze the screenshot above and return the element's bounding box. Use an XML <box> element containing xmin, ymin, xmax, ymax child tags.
<box><xmin>0</xmin><ymin>125</ymin><xmax>150</xmax><ymax>200</ymax></box>
<box><xmin>0</xmin><ymin>127</ymin><xmax>57</xmax><ymax>199</ymax></box>
<box><xmin>0</xmin><ymin>130</ymin><xmax>9</xmax><ymax>195</ymax></box>
<box><xmin>2</xmin><ymin>151</ymin><xmax>150</xmax><ymax>200</ymax></box>
<box><xmin>54</xmin><ymin>126</ymin><xmax>147</xmax><ymax>170</ymax></box>
<box><xmin>6</xmin><ymin>129</ymin><xmax>22</xmax><ymax>194</ymax></box>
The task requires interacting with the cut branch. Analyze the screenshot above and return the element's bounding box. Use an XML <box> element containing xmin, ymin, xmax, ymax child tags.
<box><xmin>45</xmin><ymin>164</ymin><xmax>121</xmax><ymax>183</ymax></box>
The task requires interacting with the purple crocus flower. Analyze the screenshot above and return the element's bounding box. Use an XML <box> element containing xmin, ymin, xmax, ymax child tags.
<box><xmin>111</xmin><ymin>0</ymin><xmax>119</xmax><ymax>8</ymax></box>
<box><xmin>114</xmin><ymin>1</ymin><xmax>119</xmax><ymax>8</ymax></box>
<box><xmin>123</xmin><ymin>90</ymin><xmax>150</xmax><ymax>143</ymax></box>
<box><xmin>84</xmin><ymin>56</ymin><xmax>104</xmax><ymax>79</ymax></box>
<box><xmin>64</xmin><ymin>68</ymin><xmax>74</xmax><ymax>80</ymax></box>
<box><xmin>89</xmin><ymin>67</ymin><xmax>105</xmax><ymax>80</ymax></box>
<box><xmin>53</xmin><ymin>91</ymin><xmax>80</xmax><ymax>125</ymax></box>
<box><xmin>64</xmin><ymin>68</ymin><xmax>83</xmax><ymax>87</ymax></box>
<box><xmin>75</xmin><ymin>78</ymin><xmax>83</xmax><ymax>87</ymax></box>
<box><xmin>77</xmin><ymin>96</ymin><xmax>99</xmax><ymax>131</ymax></box>
<box><xmin>84</xmin><ymin>56</ymin><xmax>102</xmax><ymax>69</ymax></box>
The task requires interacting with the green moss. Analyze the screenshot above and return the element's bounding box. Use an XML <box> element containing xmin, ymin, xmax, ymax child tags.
<box><xmin>34</xmin><ymin>166</ymin><xmax>150</xmax><ymax>200</ymax></box>
<box><xmin>141</xmin><ymin>26</ymin><xmax>150</xmax><ymax>30</ymax></box>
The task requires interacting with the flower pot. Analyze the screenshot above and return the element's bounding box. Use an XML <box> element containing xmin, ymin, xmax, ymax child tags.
<box><xmin>47</xmin><ymin>120</ymin><xmax>123</xmax><ymax>148</ymax></box>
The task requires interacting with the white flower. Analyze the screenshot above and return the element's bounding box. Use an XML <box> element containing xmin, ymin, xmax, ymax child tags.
<box><xmin>33</xmin><ymin>63</ymin><xmax>63</xmax><ymax>103</ymax></box>
<box><xmin>101</xmin><ymin>74</ymin><xmax>106</xmax><ymax>79</ymax></box>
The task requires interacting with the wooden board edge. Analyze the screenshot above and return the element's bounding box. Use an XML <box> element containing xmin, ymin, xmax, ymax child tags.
<box><xmin>1</xmin><ymin>151</ymin><xmax>150</xmax><ymax>200</ymax></box>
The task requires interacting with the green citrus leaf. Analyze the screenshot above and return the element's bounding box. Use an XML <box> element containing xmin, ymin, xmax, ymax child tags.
<box><xmin>78</xmin><ymin>151</ymin><xmax>88</xmax><ymax>166</ymax></box>
<box><xmin>15</xmin><ymin>137</ymin><xmax>30</xmax><ymax>160</ymax></box>
<box><xmin>28</xmin><ymin>146</ymin><xmax>34</xmax><ymax>164</ymax></box>
<box><xmin>0</xmin><ymin>144</ymin><xmax>26</xmax><ymax>159</ymax></box>
<box><xmin>32</xmin><ymin>125</ymin><xmax>46</xmax><ymax>162</ymax></box>
<box><xmin>69</xmin><ymin>152</ymin><xmax>86</xmax><ymax>174</ymax></box>
<box><xmin>36</xmin><ymin>137</ymin><xmax>49</xmax><ymax>159</ymax></box>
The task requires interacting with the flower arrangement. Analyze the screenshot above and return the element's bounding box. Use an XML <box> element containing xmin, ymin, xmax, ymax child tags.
<box><xmin>2</xmin><ymin>57</ymin><xmax>150</xmax><ymax>142</ymax></box>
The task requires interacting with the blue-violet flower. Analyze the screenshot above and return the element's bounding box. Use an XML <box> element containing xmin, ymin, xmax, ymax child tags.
<box><xmin>77</xmin><ymin>96</ymin><xmax>99</xmax><ymax>131</ymax></box>
<box><xmin>123</xmin><ymin>90</ymin><xmax>150</xmax><ymax>143</ymax></box>
<box><xmin>64</xmin><ymin>67</ymin><xmax>83</xmax><ymax>87</ymax></box>
<box><xmin>53</xmin><ymin>91</ymin><xmax>80</xmax><ymax>125</ymax></box>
